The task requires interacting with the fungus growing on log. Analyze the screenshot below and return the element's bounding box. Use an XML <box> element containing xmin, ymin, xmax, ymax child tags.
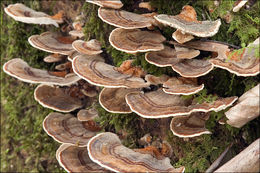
<box><xmin>72</xmin><ymin>39</ymin><xmax>103</xmax><ymax>55</ymax></box>
<box><xmin>57</xmin><ymin>144</ymin><xmax>107</xmax><ymax>172</ymax></box>
<box><xmin>28</xmin><ymin>32</ymin><xmax>75</xmax><ymax>55</ymax></box>
<box><xmin>125</xmin><ymin>89</ymin><xmax>237</xmax><ymax>118</ymax></box>
<box><xmin>98</xmin><ymin>8</ymin><xmax>155</xmax><ymax>29</ymax></box>
<box><xmin>72</xmin><ymin>56</ymin><xmax>149</xmax><ymax>88</ymax></box>
<box><xmin>34</xmin><ymin>84</ymin><xmax>83</xmax><ymax>112</ymax></box>
<box><xmin>43</xmin><ymin>53</ymin><xmax>66</xmax><ymax>63</ymax></box>
<box><xmin>43</xmin><ymin>113</ymin><xmax>101</xmax><ymax>146</ymax></box>
<box><xmin>109</xmin><ymin>28</ymin><xmax>165</xmax><ymax>53</ymax></box>
<box><xmin>170</xmin><ymin>112</ymin><xmax>211</xmax><ymax>138</ymax></box>
<box><xmin>86</xmin><ymin>0</ymin><xmax>123</xmax><ymax>9</ymax></box>
<box><xmin>99</xmin><ymin>88</ymin><xmax>140</xmax><ymax>113</ymax></box>
<box><xmin>154</xmin><ymin>5</ymin><xmax>221</xmax><ymax>38</ymax></box>
<box><xmin>4</xmin><ymin>3</ymin><xmax>63</xmax><ymax>27</ymax></box>
<box><xmin>3</xmin><ymin>58</ymin><xmax>80</xmax><ymax>86</ymax></box>
<box><xmin>77</xmin><ymin>108</ymin><xmax>99</xmax><ymax>121</ymax></box>
<box><xmin>87</xmin><ymin>132</ymin><xmax>185</xmax><ymax>172</ymax></box>
<box><xmin>225</xmin><ymin>84</ymin><xmax>260</xmax><ymax>128</ymax></box>
<box><xmin>162</xmin><ymin>77</ymin><xmax>204</xmax><ymax>95</ymax></box>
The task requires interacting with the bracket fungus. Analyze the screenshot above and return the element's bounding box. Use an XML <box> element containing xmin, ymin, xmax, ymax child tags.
<box><xmin>4</xmin><ymin>3</ymin><xmax>63</xmax><ymax>27</ymax></box>
<box><xmin>72</xmin><ymin>39</ymin><xmax>103</xmax><ymax>55</ymax></box>
<box><xmin>145</xmin><ymin>74</ymin><xmax>170</xmax><ymax>85</ymax></box>
<box><xmin>86</xmin><ymin>0</ymin><xmax>123</xmax><ymax>9</ymax></box>
<box><xmin>162</xmin><ymin>77</ymin><xmax>204</xmax><ymax>95</ymax></box>
<box><xmin>28</xmin><ymin>32</ymin><xmax>75</xmax><ymax>55</ymax></box>
<box><xmin>225</xmin><ymin>84</ymin><xmax>260</xmax><ymax>128</ymax></box>
<box><xmin>87</xmin><ymin>132</ymin><xmax>185</xmax><ymax>172</ymax></box>
<box><xmin>43</xmin><ymin>112</ymin><xmax>101</xmax><ymax>147</ymax></box>
<box><xmin>72</xmin><ymin>55</ymin><xmax>149</xmax><ymax>88</ymax></box>
<box><xmin>109</xmin><ymin>28</ymin><xmax>165</xmax><ymax>53</ymax></box>
<box><xmin>125</xmin><ymin>89</ymin><xmax>237</xmax><ymax>118</ymax></box>
<box><xmin>154</xmin><ymin>5</ymin><xmax>221</xmax><ymax>38</ymax></box>
<box><xmin>77</xmin><ymin>108</ymin><xmax>99</xmax><ymax>121</ymax></box>
<box><xmin>172</xmin><ymin>29</ymin><xmax>195</xmax><ymax>44</ymax></box>
<box><xmin>99</xmin><ymin>88</ymin><xmax>140</xmax><ymax>113</ymax></box>
<box><xmin>233</xmin><ymin>0</ymin><xmax>248</xmax><ymax>12</ymax></box>
<box><xmin>98</xmin><ymin>8</ymin><xmax>155</xmax><ymax>29</ymax></box>
<box><xmin>57</xmin><ymin>144</ymin><xmax>106</xmax><ymax>172</ymax></box>
<box><xmin>170</xmin><ymin>112</ymin><xmax>211</xmax><ymax>138</ymax></box>
<box><xmin>43</xmin><ymin>53</ymin><xmax>66</xmax><ymax>63</ymax></box>
<box><xmin>34</xmin><ymin>84</ymin><xmax>83</xmax><ymax>113</ymax></box>
<box><xmin>3</xmin><ymin>58</ymin><xmax>80</xmax><ymax>86</ymax></box>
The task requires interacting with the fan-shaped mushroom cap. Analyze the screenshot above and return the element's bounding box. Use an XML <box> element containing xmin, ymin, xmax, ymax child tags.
<box><xmin>171</xmin><ymin>59</ymin><xmax>214</xmax><ymax>78</ymax></box>
<box><xmin>225</xmin><ymin>84</ymin><xmax>260</xmax><ymax>128</ymax></box>
<box><xmin>77</xmin><ymin>108</ymin><xmax>99</xmax><ymax>121</ymax></box>
<box><xmin>72</xmin><ymin>56</ymin><xmax>149</xmax><ymax>88</ymax></box>
<box><xmin>4</xmin><ymin>3</ymin><xmax>62</xmax><ymax>27</ymax></box>
<box><xmin>172</xmin><ymin>29</ymin><xmax>194</xmax><ymax>44</ymax></box>
<box><xmin>145</xmin><ymin>74</ymin><xmax>170</xmax><ymax>85</ymax></box>
<box><xmin>154</xmin><ymin>5</ymin><xmax>221</xmax><ymax>37</ymax></box>
<box><xmin>170</xmin><ymin>112</ymin><xmax>211</xmax><ymax>138</ymax></box>
<box><xmin>57</xmin><ymin>144</ymin><xmax>106</xmax><ymax>172</ymax></box>
<box><xmin>43</xmin><ymin>53</ymin><xmax>65</xmax><ymax>63</ymax></box>
<box><xmin>99</xmin><ymin>88</ymin><xmax>139</xmax><ymax>113</ymax></box>
<box><xmin>3</xmin><ymin>58</ymin><xmax>80</xmax><ymax>86</ymax></box>
<box><xmin>87</xmin><ymin>132</ymin><xmax>185</xmax><ymax>172</ymax></box>
<box><xmin>98</xmin><ymin>8</ymin><xmax>154</xmax><ymax>29</ymax></box>
<box><xmin>86</xmin><ymin>0</ymin><xmax>123</xmax><ymax>9</ymax></box>
<box><xmin>34</xmin><ymin>84</ymin><xmax>83</xmax><ymax>112</ymax></box>
<box><xmin>125</xmin><ymin>89</ymin><xmax>237</xmax><ymax>118</ymax></box>
<box><xmin>210</xmin><ymin>38</ymin><xmax>260</xmax><ymax>76</ymax></box>
<box><xmin>163</xmin><ymin>77</ymin><xmax>204</xmax><ymax>95</ymax></box>
<box><xmin>43</xmin><ymin>112</ymin><xmax>100</xmax><ymax>146</ymax></box>
<box><xmin>28</xmin><ymin>32</ymin><xmax>74</xmax><ymax>55</ymax></box>
<box><xmin>72</xmin><ymin>39</ymin><xmax>103</xmax><ymax>55</ymax></box>
<box><xmin>109</xmin><ymin>28</ymin><xmax>165</xmax><ymax>53</ymax></box>
<box><xmin>69</xmin><ymin>30</ymin><xmax>85</xmax><ymax>38</ymax></box>
<box><xmin>174</xmin><ymin>45</ymin><xmax>200</xmax><ymax>59</ymax></box>
<box><xmin>68</xmin><ymin>51</ymin><xmax>81</xmax><ymax>62</ymax></box>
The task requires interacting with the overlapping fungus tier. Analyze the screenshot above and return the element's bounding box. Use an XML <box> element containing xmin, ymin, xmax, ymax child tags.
<box><xmin>43</xmin><ymin>113</ymin><xmax>101</xmax><ymax>147</ymax></box>
<box><xmin>72</xmin><ymin>39</ymin><xmax>103</xmax><ymax>55</ymax></box>
<box><xmin>57</xmin><ymin>144</ymin><xmax>106</xmax><ymax>172</ymax></box>
<box><xmin>98</xmin><ymin>8</ymin><xmax>154</xmax><ymax>29</ymax></box>
<box><xmin>125</xmin><ymin>89</ymin><xmax>238</xmax><ymax>118</ymax></box>
<box><xmin>87</xmin><ymin>132</ymin><xmax>185</xmax><ymax>172</ymax></box>
<box><xmin>34</xmin><ymin>84</ymin><xmax>83</xmax><ymax>112</ymax></box>
<box><xmin>28</xmin><ymin>32</ymin><xmax>74</xmax><ymax>55</ymax></box>
<box><xmin>72</xmin><ymin>55</ymin><xmax>149</xmax><ymax>88</ymax></box>
<box><xmin>109</xmin><ymin>28</ymin><xmax>165</xmax><ymax>53</ymax></box>
<box><xmin>170</xmin><ymin>112</ymin><xmax>211</xmax><ymax>138</ymax></box>
<box><xmin>99</xmin><ymin>87</ymin><xmax>140</xmax><ymax>113</ymax></box>
<box><xmin>3</xmin><ymin>58</ymin><xmax>80</xmax><ymax>86</ymax></box>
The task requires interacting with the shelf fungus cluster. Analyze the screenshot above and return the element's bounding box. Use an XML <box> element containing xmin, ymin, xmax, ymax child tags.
<box><xmin>3</xmin><ymin>1</ymin><xmax>260</xmax><ymax>173</ymax></box>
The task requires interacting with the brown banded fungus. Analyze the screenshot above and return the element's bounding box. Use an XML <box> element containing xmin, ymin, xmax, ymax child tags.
<box><xmin>98</xmin><ymin>8</ymin><xmax>155</xmax><ymax>29</ymax></box>
<box><xmin>225</xmin><ymin>84</ymin><xmax>260</xmax><ymax>128</ymax></box>
<box><xmin>72</xmin><ymin>55</ymin><xmax>149</xmax><ymax>88</ymax></box>
<box><xmin>145</xmin><ymin>46</ymin><xmax>213</xmax><ymax>77</ymax></box>
<box><xmin>3</xmin><ymin>58</ymin><xmax>80</xmax><ymax>86</ymax></box>
<box><xmin>115</xmin><ymin>60</ymin><xmax>146</xmax><ymax>78</ymax></box>
<box><xmin>162</xmin><ymin>77</ymin><xmax>204</xmax><ymax>95</ymax></box>
<box><xmin>210</xmin><ymin>38</ymin><xmax>260</xmax><ymax>76</ymax></box>
<box><xmin>145</xmin><ymin>74</ymin><xmax>170</xmax><ymax>85</ymax></box>
<box><xmin>154</xmin><ymin>5</ymin><xmax>221</xmax><ymax>38</ymax></box>
<box><xmin>170</xmin><ymin>112</ymin><xmax>211</xmax><ymax>138</ymax></box>
<box><xmin>86</xmin><ymin>0</ymin><xmax>123</xmax><ymax>9</ymax></box>
<box><xmin>77</xmin><ymin>108</ymin><xmax>99</xmax><ymax>121</ymax></box>
<box><xmin>72</xmin><ymin>39</ymin><xmax>103</xmax><ymax>55</ymax></box>
<box><xmin>34</xmin><ymin>84</ymin><xmax>83</xmax><ymax>112</ymax></box>
<box><xmin>99</xmin><ymin>88</ymin><xmax>140</xmax><ymax>113</ymax></box>
<box><xmin>4</xmin><ymin>3</ymin><xmax>63</xmax><ymax>27</ymax></box>
<box><xmin>28</xmin><ymin>32</ymin><xmax>75</xmax><ymax>55</ymax></box>
<box><xmin>125</xmin><ymin>89</ymin><xmax>237</xmax><ymax>118</ymax></box>
<box><xmin>109</xmin><ymin>28</ymin><xmax>165</xmax><ymax>54</ymax></box>
<box><xmin>43</xmin><ymin>112</ymin><xmax>101</xmax><ymax>146</ymax></box>
<box><xmin>57</xmin><ymin>144</ymin><xmax>106</xmax><ymax>172</ymax></box>
<box><xmin>43</xmin><ymin>53</ymin><xmax>66</xmax><ymax>63</ymax></box>
<box><xmin>87</xmin><ymin>132</ymin><xmax>185</xmax><ymax>172</ymax></box>
<box><xmin>172</xmin><ymin>29</ymin><xmax>194</xmax><ymax>44</ymax></box>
